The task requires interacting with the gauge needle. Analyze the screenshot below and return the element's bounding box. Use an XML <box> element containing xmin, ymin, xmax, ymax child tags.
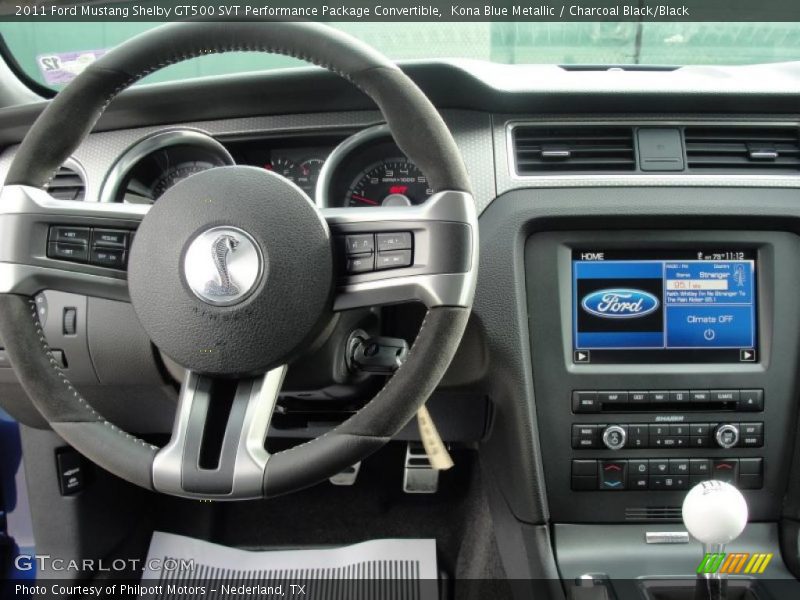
<box><xmin>351</xmin><ymin>194</ymin><xmax>379</xmax><ymax>206</ymax></box>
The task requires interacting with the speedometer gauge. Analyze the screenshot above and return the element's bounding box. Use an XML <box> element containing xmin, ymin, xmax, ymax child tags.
<box><xmin>106</xmin><ymin>130</ymin><xmax>234</xmax><ymax>204</ymax></box>
<box><xmin>346</xmin><ymin>158</ymin><xmax>431</xmax><ymax>207</ymax></box>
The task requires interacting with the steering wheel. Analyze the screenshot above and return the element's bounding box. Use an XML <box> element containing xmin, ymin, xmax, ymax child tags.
<box><xmin>0</xmin><ymin>22</ymin><xmax>477</xmax><ymax>499</ymax></box>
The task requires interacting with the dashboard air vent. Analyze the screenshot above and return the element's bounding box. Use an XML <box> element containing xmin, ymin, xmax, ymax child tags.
<box><xmin>46</xmin><ymin>165</ymin><xmax>86</xmax><ymax>201</ymax></box>
<box><xmin>512</xmin><ymin>125</ymin><xmax>636</xmax><ymax>174</ymax></box>
<box><xmin>625</xmin><ymin>506</ymin><xmax>682</xmax><ymax>521</ymax></box>
<box><xmin>685</xmin><ymin>126</ymin><xmax>800</xmax><ymax>173</ymax></box>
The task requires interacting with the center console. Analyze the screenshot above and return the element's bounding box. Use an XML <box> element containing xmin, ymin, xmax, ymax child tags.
<box><xmin>526</xmin><ymin>230</ymin><xmax>800</xmax><ymax>522</ymax></box>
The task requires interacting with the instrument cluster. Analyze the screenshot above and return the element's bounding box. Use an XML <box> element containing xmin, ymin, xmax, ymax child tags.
<box><xmin>103</xmin><ymin>126</ymin><xmax>432</xmax><ymax>209</ymax></box>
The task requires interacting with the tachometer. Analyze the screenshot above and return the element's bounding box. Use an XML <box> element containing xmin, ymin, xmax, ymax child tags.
<box><xmin>346</xmin><ymin>158</ymin><xmax>431</xmax><ymax>207</ymax></box>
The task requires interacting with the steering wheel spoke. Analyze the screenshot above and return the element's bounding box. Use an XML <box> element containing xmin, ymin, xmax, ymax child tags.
<box><xmin>152</xmin><ymin>366</ymin><xmax>287</xmax><ymax>499</ymax></box>
<box><xmin>0</xmin><ymin>184</ymin><xmax>146</xmax><ymax>301</ymax></box>
<box><xmin>324</xmin><ymin>190</ymin><xmax>478</xmax><ymax>310</ymax></box>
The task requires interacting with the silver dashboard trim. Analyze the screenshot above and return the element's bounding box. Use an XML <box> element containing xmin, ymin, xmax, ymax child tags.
<box><xmin>316</xmin><ymin>123</ymin><xmax>392</xmax><ymax>208</ymax></box>
<box><xmin>645</xmin><ymin>531</ymin><xmax>690</xmax><ymax>544</ymax></box>
<box><xmin>504</xmin><ymin>119</ymin><xmax>800</xmax><ymax>188</ymax></box>
<box><xmin>0</xmin><ymin>184</ymin><xmax>151</xmax><ymax>217</ymax></box>
<box><xmin>98</xmin><ymin>128</ymin><xmax>234</xmax><ymax>204</ymax></box>
<box><xmin>56</xmin><ymin>157</ymin><xmax>91</xmax><ymax>202</ymax></box>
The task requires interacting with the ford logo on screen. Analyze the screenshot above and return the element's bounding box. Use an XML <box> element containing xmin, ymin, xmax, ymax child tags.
<box><xmin>581</xmin><ymin>289</ymin><xmax>660</xmax><ymax>319</ymax></box>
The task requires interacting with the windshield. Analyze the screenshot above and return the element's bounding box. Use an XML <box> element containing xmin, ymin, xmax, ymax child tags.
<box><xmin>2</xmin><ymin>22</ymin><xmax>799</xmax><ymax>91</ymax></box>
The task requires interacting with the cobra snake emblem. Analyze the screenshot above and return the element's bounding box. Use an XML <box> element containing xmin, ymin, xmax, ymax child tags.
<box><xmin>204</xmin><ymin>234</ymin><xmax>240</xmax><ymax>296</ymax></box>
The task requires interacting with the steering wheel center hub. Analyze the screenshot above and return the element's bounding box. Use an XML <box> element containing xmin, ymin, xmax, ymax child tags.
<box><xmin>183</xmin><ymin>226</ymin><xmax>263</xmax><ymax>307</ymax></box>
<box><xmin>127</xmin><ymin>166</ymin><xmax>334</xmax><ymax>376</ymax></box>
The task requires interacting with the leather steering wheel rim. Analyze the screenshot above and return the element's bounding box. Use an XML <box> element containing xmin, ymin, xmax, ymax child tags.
<box><xmin>0</xmin><ymin>22</ymin><xmax>477</xmax><ymax>499</ymax></box>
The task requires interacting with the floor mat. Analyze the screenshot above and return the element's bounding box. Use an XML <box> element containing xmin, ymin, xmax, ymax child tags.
<box><xmin>139</xmin><ymin>531</ymin><xmax>439</xmax><ymax>600</ymax></box>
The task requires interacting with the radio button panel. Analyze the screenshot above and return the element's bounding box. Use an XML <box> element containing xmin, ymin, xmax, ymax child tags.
<box><xmin>572</xmin><ymin>421</ymin><xmax>763</xmax><ymax>450</ymax></box>
<box><xmin>573</xmin><ymin>388</ymin><xmax>764</xmax><ymax>413</ymax></box>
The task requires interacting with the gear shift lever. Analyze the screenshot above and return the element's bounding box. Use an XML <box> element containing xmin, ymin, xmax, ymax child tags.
<box><xmin>682</xmin><ymin>481</ymin><xmax>748</xmax><ymax>600</ymax></box>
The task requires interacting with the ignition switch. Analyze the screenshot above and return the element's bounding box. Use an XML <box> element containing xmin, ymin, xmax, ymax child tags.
<box><xmin>347</xmin><ymin>333</ymin><xmax>409</xmax><ymax>374</ymax></box>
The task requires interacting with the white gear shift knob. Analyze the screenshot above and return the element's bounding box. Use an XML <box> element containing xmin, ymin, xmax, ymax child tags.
<box><xmin>682</xmin><ymin>480</ymin><xmax>748</xmax><ymax>545</ymax></box>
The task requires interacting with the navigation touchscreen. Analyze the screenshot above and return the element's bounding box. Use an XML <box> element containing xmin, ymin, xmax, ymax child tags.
<box><xmin>572</xmin><ymin>249</ymin><xmax>757</xmax><ymax>364</ymax></box>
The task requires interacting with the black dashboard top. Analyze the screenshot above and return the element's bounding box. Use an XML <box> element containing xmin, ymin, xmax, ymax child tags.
<box><xmin>2</xmin><ymin>60</ymin><xmax>800</xmax><ymax>148</ymax></box>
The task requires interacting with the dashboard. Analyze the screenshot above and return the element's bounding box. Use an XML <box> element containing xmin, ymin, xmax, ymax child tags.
<box><xmin>3</xmin><ymin>61</ymin><xmax>800</xmax><ymax>585</ymax></box>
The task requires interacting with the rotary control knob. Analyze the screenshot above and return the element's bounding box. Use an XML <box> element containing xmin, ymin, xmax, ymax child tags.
<box><xmin>715</xmin><ymin>424</ymin><xmax>740</xmax><ymax>449</ymax></box>
<box><xmin>602</xmin><ymin>425</ymin><xmax>627</xmax><ymax>450</ymax></box>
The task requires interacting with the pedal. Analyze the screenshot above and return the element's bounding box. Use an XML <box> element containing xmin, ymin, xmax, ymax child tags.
<box><xmin>329</xmin><ymin>462</ymin><xmax>361</xmax><ymax>486</ymax></box>
<box><xmin>403</xmin><ymin>442</ymin><xmax>440</xmax><ymax>494</ymax></box>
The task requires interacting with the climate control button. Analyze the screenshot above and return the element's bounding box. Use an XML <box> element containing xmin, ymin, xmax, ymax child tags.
<box><xmin>599</xmin><ymin>460</ymin><xmax>627</xmax><ymax>490</ymax></box>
